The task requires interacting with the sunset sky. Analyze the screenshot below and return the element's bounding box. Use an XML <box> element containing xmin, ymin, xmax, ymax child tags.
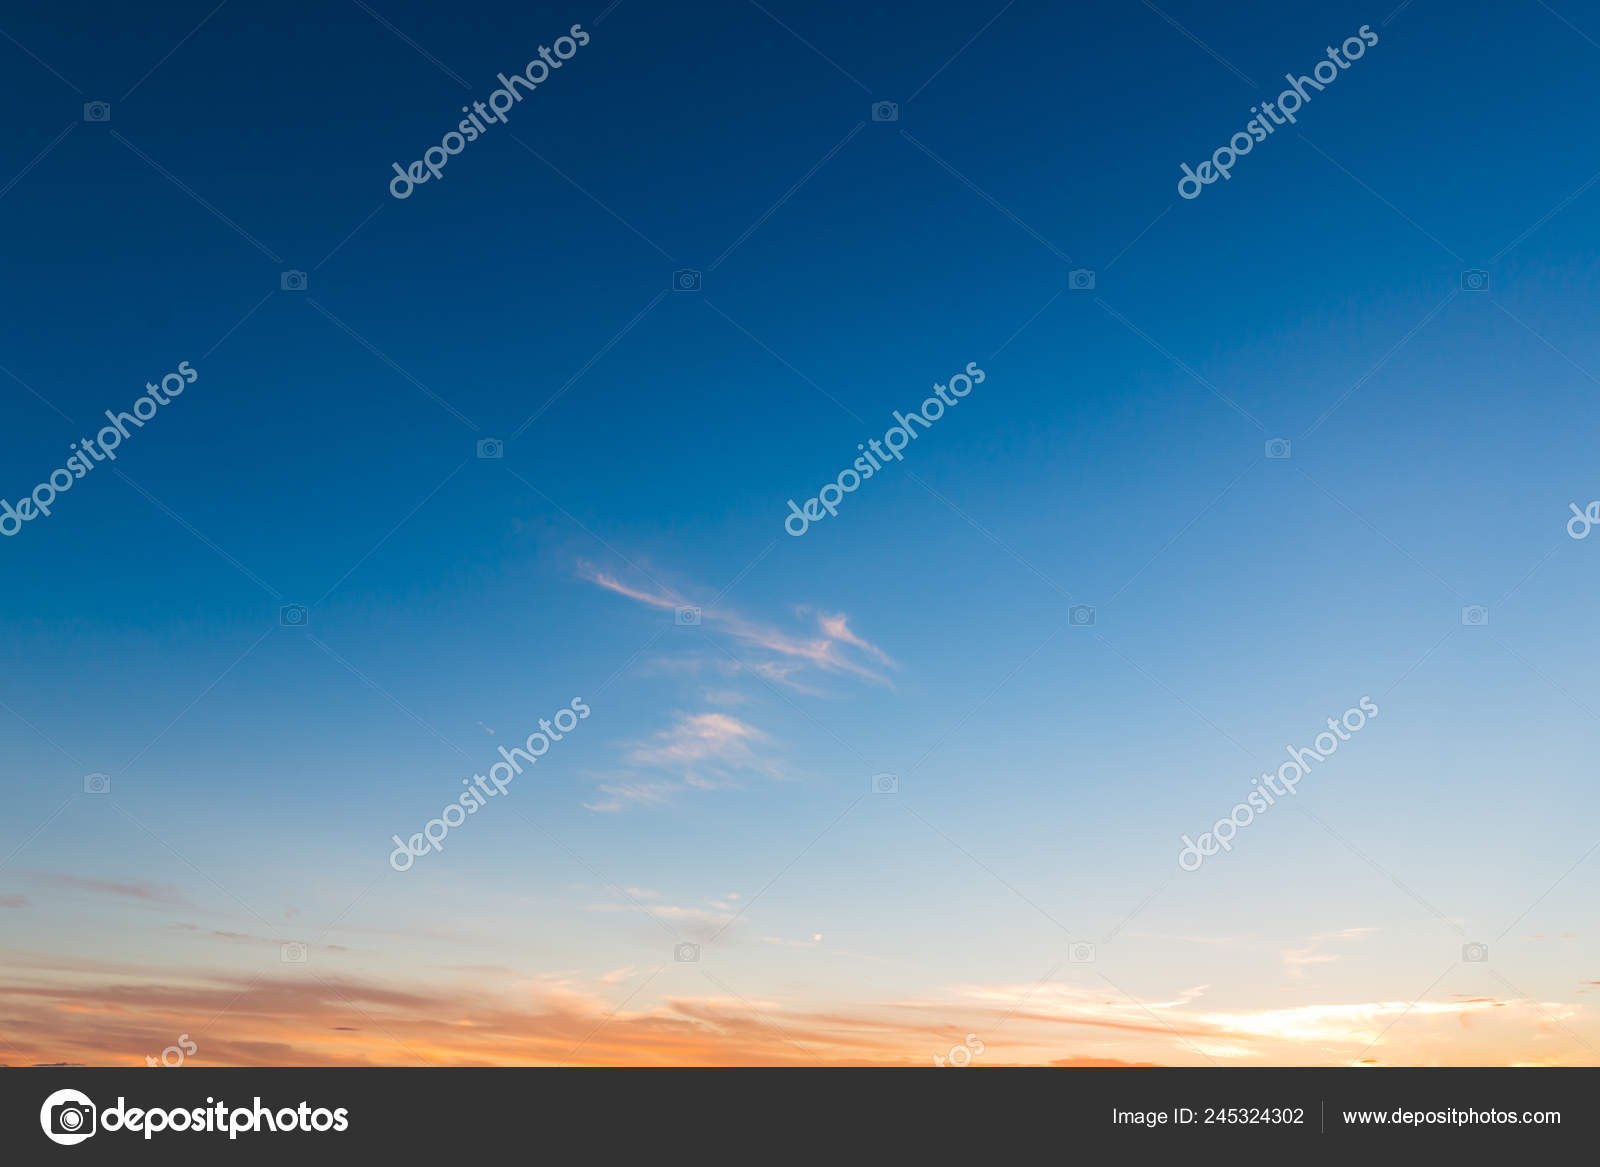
<box><xmin>4</xmin><ymin>0</ymin><xmax>1600</xmax><ymax>1067</ymax></box>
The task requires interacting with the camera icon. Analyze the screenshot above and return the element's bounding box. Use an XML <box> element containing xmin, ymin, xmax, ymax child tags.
<box><xmin>672</xmin><ymin>268</ymin><xmax>702</xmax><ymax>292</ymax></box>
<box><xmin>674</xmin><ymin>942</ymin><xmax>700</xmax><ymax>963</ymax></box>
<box><xmin>43</xmin><ymin>1090</ymin><xmax>97</xmax><ymax>1145</ymax></box>
<box><xmin>1265</xmin><ymin>438</ymin><xmax>1292</xmax><ymax>459</ymax></box>
<box><xmin>279</xmin><ymin>603</ymin><xmax>309</xmax><ymax>628</ymax></box>
<box><xmin>83</xmin><ymin>101</ymin><xmax>111</xmax><ymax>123</ymax></box>
<box><xmin>1460</xmin><ymin>269</ymin><xmax>1490</xmax><ymax>292</ymax></box>
<box><xmin>1462</xmin><ymin>941</ymin><xmax>1489</xmax><ymax>963</ymax></box>
<box><xmin>1068</xmin><ymin>268</ymin><xmax>1096</xmax><ymax>291</ymax></box>
<box><xmin>280</xmin><ymin>270</ymin><xmax>307</xmax><ymax>292</ymax></box>
<box><xmin>281</xmin><ymin>941</ymin><xmax>308</xmax><ymax>963</ymax></box>
<box><xmin>871</xmin><ymin>772</ymin><xmax>898</xmax><ymax>794</ymax></box>
<box><xmin>82</xmin><ymin>772</ymin><xmax>111</xmax><ymax>795</ymax></box>
<box><xmin>1068</xmin><ymin>604</ymin><xmax>1095</xmax><ymax>627</ymax></box>
<box><xmin>1461</xmin><ymin>605</ymin><xmax>1489</xmax><ymax>627</ymax></box>
<box><xmin>871</xmin><ymin>100</ymin><xmax>899</xmax><ymax>122</ymax></box>
<box><xmin>675</xmin><ymin>605</ymin><xmax>702</xmax><ymax>626</ymax></box>
<box><xmin>51</xmin><ymin>1100</ymin><xmax>95</xmax><ymax>1135</ymax></box>
<box><xmin>476</xmin><ymin>437</ymin><xmax>504</xmax><ymax>460</ymax></box>
<box><xmin>1069</xmin><ymin>942</ymin><xmax>1096</xmax><ymax>964</ymax></box>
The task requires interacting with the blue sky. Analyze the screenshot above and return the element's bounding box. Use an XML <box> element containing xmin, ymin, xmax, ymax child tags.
<box><xmin>4</xmin><ymin>0</ymin><xmax>1600</xmax><ymax>1065</ymax></box>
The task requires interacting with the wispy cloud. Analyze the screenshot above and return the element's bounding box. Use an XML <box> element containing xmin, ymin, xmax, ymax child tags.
<box><xmin>806</xmin><ymin>608</ymin><xmax>896</xmax><ymax>667</ymax></box>
<box><xmin>762</xmin><ymin>933</ymin><xmax>824</xmax><ymax>949</ymax></box>
<box><xmin>29</xmin><ymin>873</ymin><xmax>190</xmax><ymax>906</ymax></box>
<box><xmin>626</xmin><ymin>712</ymin><xmax>769</xmax><ymax>769</ymax></box>
<box><xmin>582</xmin><ymin>779</ymin><xmax>682</xmax><ymax>814</ymax></box>
<box><xmin>170</xmin><ymin>924</ymin><xmax>261</xmax><ymax>943</ymax></box>
<box><xmin>584</xmin><ymin>712</ymin><xmax>783</xmax><ymax>812</ymax></box>
<box><xmin>585</xmin><ymin>901</ymin><xmax>739</xmax><ymax>942</ymax></box>
<box><xmin>1281</xmin><ymin>927</ymin><xmax>1376</xmax><ymax>978</ymax></box>
<box><xmin>580</xmin><ymin>563</ymin><xmax>895</xmax><ymax>687</ymax></box>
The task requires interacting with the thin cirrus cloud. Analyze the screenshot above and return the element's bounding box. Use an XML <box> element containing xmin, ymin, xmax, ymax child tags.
<box><xmin>27</xmin><ymin>873</ymin><xmax>191</xmax><ymax>906</ymax></box>
<box><xmin>579</xmin><ymin>563</ymin><xmax>896</xmax><ymax>688</ymax></box>
<box><xmin>625</xmin><ymin>712</ymin><xmax>772</xmax><ymax>771</ymax></box>
<box><xmin>584</xmin><ymin>900</ymin><xmax>740</xmax><ymax>943</ymax></box>
<box><xmin>762</xmin><ymin>933</ymin><xmax>824</xmax><ymax>948</ymax></box>
<box><xmin>1281</xmin><ymin>927</ymin><xmax>1377</xmax><ymax>978</ymax></box>
<box><xmin>582</xmin><ymin>779</ymin><xmax>682</xmax><ymax>814</ymax></box>
<box><xmin>167</xmin><ymin>923</ymin><xmax>350</xmax><ymax>953</ymax></box>
<box><xmin>807</xmin><ymin>607</ymin><xmax>895</xmax><ymax>667</ymax></box>
<box><xmin>583</xmin><ymin>712</ymin><xmax>782</xmax><ymax>812</ymax></box>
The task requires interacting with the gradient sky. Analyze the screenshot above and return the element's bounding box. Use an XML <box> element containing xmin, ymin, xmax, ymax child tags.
<box><xmin>3</xmin><ymin>0</ymin><xmax>1600</xmax><ymax>1067</ymax></box>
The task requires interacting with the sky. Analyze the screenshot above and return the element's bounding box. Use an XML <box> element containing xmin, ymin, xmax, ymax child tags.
<box><xmin>3</xmin><ymin>0</ymin><xmax>1600</xmax><ymax>1067</ymax></box>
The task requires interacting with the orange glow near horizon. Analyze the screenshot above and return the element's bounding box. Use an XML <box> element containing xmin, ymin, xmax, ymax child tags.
<box><xmin>4</xmin><ymin>960</ymin><xmax>1592</xmax><ymax>1068</ymax></box>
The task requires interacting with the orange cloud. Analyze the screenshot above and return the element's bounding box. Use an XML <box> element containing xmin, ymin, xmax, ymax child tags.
<box><xmin>3</xmin><ymin>958</ymin><xmax>1595</xmax><ymax>1068</ymax></box>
